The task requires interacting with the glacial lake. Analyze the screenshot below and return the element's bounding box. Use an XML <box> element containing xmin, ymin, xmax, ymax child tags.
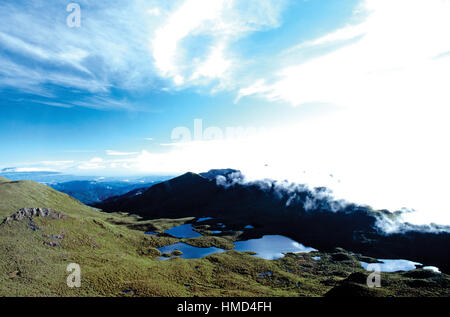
<box><xmin>360</xmin><ymin>259</ymin><xmax>422</xmax><ymax>272</ymax></box>
<box><xmin>158</xmin><ymin>223</ymin><xmax>317</xmax><ymax>261</ymax></box>
<box><xmin>234</xmin><ymin>235</ymin><xmax>317</xmax><ymax>260</ymax></box>
<box><xmin>156</xmin><ymin>225</ymin><xmax>442</xmax><ymax>271</ymax></box>
<box><xmin>196</xmin><ymin>217</ymin><xmax>213</xmax><ymax>222</ymax></box>
<box><xmin>164</xmin><ymin>224</ymin><xmax>202</xmax><ymax>238</ymax></box>
<box><xmin>158</xmin><ymin>242</ymin><xmax>225</xmax><ymax>260</ymax></box>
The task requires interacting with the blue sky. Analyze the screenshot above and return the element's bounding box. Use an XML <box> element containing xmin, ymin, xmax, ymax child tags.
<box><xmin>0</xmin><ymin>0</ymin><xmax>359</xmax><ymax>171</ymax></box>
<box><xmin>1</xmin><ymin>0</ymin><xmax>450</xmax><ymax>224</ymax></box>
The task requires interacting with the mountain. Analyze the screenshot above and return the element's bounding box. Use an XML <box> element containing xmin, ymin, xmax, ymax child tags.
<box><xmin>95</xmin><ymin>171</ymin><xmax>450</xmax><ymax>273</ymax></box>
<box><xmin>51</xmin><ymin>180</ymin><xmax>157</xmax><ymax>204</ymax></box>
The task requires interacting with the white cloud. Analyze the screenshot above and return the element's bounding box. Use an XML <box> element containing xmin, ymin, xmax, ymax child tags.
<box><xmin>151</xmin><ymin>0</ymin><xmax>285</xmax><ymax>89</ymax></box>
<box><xmin>284</xmin><ymin>23</ymin><xmax>368</xmax><ymax>53</ymax></box>
<box><xmin>90</xmin><ymin>157</ymin><xmax>103</xmax><ymax>163</ymax></box>
<box><xmin>240</xmin><ymin>0</ymin><xmax>450</xmax><ymax>109</ymax></box>
<box><xmin>106</xmin><ymin>150</ymin><xmax>139</xmax><ymax>156</ymax></box>
<box><xmin>192</xmin><ymin>44</ymin><xmax>232</xmax><ymax>80</ymax></box>
<box><xmin>234</xmin><ymin>0</ymin><xmax>450</xmax><ymax>226</ymax></box>
<box><xmin>147</xmin><ymin>8</ymin><xmax>161</xmax><ymax>16</ymax></box>
<box><xmin>235</xmin><ymin>79</ymin><xmax>271</xmax><ymax>103</ymax></box>
<box><xmin>77</xmin><ymin>157</ymin><xmax>105</xmax><ymax>170</ymax></box>
<box><xmin>152</xmin><ymin>0</ymin><xmax>228</xmax><ymax>78</ymax></box>
<box><xmin>4</xmin><ymin>167</ymin><xmax>56</xmax><ymax>173</ymax></box>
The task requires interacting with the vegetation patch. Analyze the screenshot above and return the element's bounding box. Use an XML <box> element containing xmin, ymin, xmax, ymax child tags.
<box><xmin>183</xmin><ymin>236</ymin><xmax>235</xmax><ymax>250</ymax></box>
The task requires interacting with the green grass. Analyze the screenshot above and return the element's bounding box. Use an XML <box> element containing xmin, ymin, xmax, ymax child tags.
<box><xmin>0</xmin><ymin>177</ymin><xmax>449</xmax><ymax>297</ymax></box>
<box><xmin>0</xmin><ymin>178</ymin><xmax>98</xmax><ymax>219</ymax></box>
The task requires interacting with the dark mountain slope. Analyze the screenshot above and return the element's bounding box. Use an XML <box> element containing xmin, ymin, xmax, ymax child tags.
<box><xmin>95</xmin><ymin>171</ymin><xmax>450</xmax><ymax>273</ymax></box>
<box><xmin>97</xmin><ymin>172</ymin><xmax>221</xmax><ymax>217</ymax></box>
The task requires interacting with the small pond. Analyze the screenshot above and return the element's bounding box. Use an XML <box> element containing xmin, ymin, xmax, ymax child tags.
<box><xmin>360</xmin><ymin>259</ymin><xmax>422</xmax><ymax>272</ymax></box>
<box><xmin>156</xmin><ymin>234</ymin><xmax>316</xmax><ymax>261</ymax></box>
<box><xmin>234</xmin><ymin>235</ymin><xmax>317</xmax><ymax>260</ymax></box>
<box><xmin>164</xmin><ymin>224</ymin><xmax>202</xmax><ymax>238</ymax></box>
<box><xmin>197</xmin><ymin>217</ymin><xmax>213</xmax><ymax>222</ymax></box>
<box><xmin>158</xmin><ymin>243</ymin><xmax>225</xmax><ymax>260</ymax></box>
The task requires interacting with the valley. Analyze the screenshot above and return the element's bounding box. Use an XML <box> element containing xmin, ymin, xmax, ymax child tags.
<box><xmin>0</xmin><ymin>173</ymin><xmax>448</xmax><ymax>297</ymax></box>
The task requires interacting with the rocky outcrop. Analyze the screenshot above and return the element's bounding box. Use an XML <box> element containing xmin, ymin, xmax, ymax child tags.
<box><xmin>1</xmin><ymin>208</ymin><xmax>67</xmax><ymax>225</ymax></box>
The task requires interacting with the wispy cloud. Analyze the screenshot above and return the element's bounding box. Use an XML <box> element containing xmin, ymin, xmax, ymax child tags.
<box><xmin>106</xmin><ymin>150</ymin><xmax>139</xmax><ymax>156</ymax></box>
<box><xmin>151</xmin><ymin>0</ymin><xmax>285</xmax><ymax>90</ymax></box>
<box><xmin>0</xmin><ymin>0</ymin><xmax>286</xmax><ymax>109</ymax></box>
<box><xmin>0</xmin><ymin>0</ymin><xmax>164</xmax><ymax>109</ymax></box>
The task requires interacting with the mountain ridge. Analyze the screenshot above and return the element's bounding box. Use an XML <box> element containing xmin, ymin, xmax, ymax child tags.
<box><xmin>94</xmin><ymin>170</ymin><xmax>450</xmax><ymax>273</ymax></box>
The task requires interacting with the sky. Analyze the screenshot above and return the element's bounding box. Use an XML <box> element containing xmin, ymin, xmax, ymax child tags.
<box><xmin>1</xmin><ymin>0</ymin><xmax>450</xmax><ymax>225</ymax></box>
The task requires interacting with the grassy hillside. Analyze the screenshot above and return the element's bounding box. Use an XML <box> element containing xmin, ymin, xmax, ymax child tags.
<box><xmin>0</xmin><ymin>178</ymin><xmax>448</xmax><ymax>297</ymax></box>
<box><xmin>0</xmin><ymin>177</ymin><xmax>97</xmax><ymax>219</ymax></box>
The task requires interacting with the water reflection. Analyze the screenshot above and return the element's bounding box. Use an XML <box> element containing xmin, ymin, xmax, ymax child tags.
<box><xmin>158</xmin><ymin>242</ymin><xmax>225</xmax><ymax>260</ymax></box>
<box><xmin>164</xmin><ymin>224</ymin><xmax>202</xmax><ymax>238</ymax></box>
<box><xmin>234</xmin><ymin>235</ymin><xmax>316</xmax><ymax>260</ymax></box>
<box><xmin>360</xmin><ymin>259</ymin><xmax>422</xmax><ymax>272</ymax></box>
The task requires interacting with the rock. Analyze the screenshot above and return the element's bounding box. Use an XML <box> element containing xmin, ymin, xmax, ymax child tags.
<box><xmin>8</xmin><ymin>270</ymin><xmax>21</xmax><ymax>279</ymax></box>
<box><xmin>122</xmin><ymin>289</ymin><xmax>137</xmax><ymax>295</ymax></box>
<box><xmin>331</xmin><ymin>252</ymin><xmax>353</xmax><ymax>262</ymax></box>
<box><xmin>43</xmin><ymin>241</ymin><xmax>59</xmax><ymax>247</ymax></box>
<box><xmin>1</xmin><ymin>208</ymin><xmax>67</xmax><ymax>226</ymax></box>
<box><xmin>27</xmin><ymin>220</ymin><xmax>40</xmax><ymax>231</ymax></box>
<box><xmin>172</xmin><ymin>249</ymin><xmax>183</xmax><ymax>256</ymax></box>
<box><xmin>257</xmin><ymin>271</ymin><xmax>273</xmax><ymax>278</ymax></box>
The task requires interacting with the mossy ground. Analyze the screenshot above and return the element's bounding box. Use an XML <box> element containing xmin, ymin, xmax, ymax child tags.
<box><xmin>0</xmin><ymin>178</ymin><xmax>449</xmax><ymax>297</ymax></box>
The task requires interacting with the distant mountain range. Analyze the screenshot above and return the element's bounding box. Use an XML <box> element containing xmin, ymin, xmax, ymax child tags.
<box><xmin>0</xmin><ymin>170</ymin><xmax>173</xmax><ymax>204</ymax></box>
<box><xmin>51</xmin><ymin>180</ymin><xmax>159</xmax><ymax>204</ymax></box>
<box><xmin>95</xmin><ymin>169</ymin><xmax>450</xmax><ymax>273</ymax></box>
